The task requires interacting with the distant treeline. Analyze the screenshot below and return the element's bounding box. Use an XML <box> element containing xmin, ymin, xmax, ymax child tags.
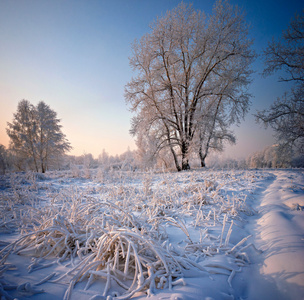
<box><xmin>1</xmin><ymin>143</ymin><xmax>303</xmax><ymax>175</ymax></box>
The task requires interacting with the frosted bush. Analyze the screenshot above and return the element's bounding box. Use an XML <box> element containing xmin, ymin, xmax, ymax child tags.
<box><xmin>96</xmin><ymin>167</ymin><xmax>105</xmax><ymax>183</ymax></box>
<box><xmin>83</xmin><ymin>165</ymin><xmax>91</xmax><ymax>179</ymax></box>
<box><xmin>70</xmin><ymin>164</ymin><xmax>81</xmax><ymax>178</ymax></box>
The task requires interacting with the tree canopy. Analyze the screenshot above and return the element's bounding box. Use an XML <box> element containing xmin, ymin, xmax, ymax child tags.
<box><xmin>125</xmin><ymin>0</ymin><xmax>255</xmax><ymax>171</ymax></box>
<box><xmin>7</xmin><ymin>100</ymin><xmax>71</xmax><ymax>172</ymax></box>
<box><xmin>257</xmin><ymin>11</ymin><xmax>304</xmax><ymax>153</ymax></box>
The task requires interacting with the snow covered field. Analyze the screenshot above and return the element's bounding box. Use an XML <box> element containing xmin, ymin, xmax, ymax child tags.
<box><xmin>0</xmin><ymin>168</ymin><xmax>303</xmax><ymax>300</ymax></box>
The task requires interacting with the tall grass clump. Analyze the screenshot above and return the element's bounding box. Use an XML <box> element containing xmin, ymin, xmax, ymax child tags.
<box><xmin>0</xmin><ymin>169</ymin><xmax>263</xmax><ymax>299</ymax></box>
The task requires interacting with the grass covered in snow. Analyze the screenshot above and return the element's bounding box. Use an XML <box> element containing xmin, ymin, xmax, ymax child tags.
<box><xmin>0</xmin><ymin>168</ymin><xmax>303</xmax><ymax>299</ymax></box>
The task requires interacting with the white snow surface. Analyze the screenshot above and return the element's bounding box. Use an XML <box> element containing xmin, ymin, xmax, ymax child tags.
<box><xmin>0</xmin><ymin>168</ymin><xmax>303</xmax><ymax>300</ymax></box>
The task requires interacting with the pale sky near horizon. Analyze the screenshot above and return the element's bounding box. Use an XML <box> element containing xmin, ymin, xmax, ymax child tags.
<box><xmin>0</xmin><ymin>0</ymin><xmax>302</xmax><ymax>159</ymax></box>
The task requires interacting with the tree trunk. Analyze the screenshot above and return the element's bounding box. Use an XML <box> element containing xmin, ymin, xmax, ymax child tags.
<box><xmin>170</xmin><ymin>146</ymin><xmax>181</xmax><ymax>171</ymax></box>
<box><xmin>0</xmin><ymin>157</ymin><xmax>5</xmax><ymax>175</ymax></box>
<box><xmin>181</xmin><ymin>141</ymin><xmax>190</xmax><ymax>170</ymax></box>
<box><xmin>198</xmin><ymin>96</ymin><xmax>223</xmax><ymax>168</ymax></box>
<box><xmin>199</xmin><ymin>145</ymin><xmax>206</xmax><ymax>168</ymax></box>
<box><xmin>182</xmin><ymin>157</ymin><xmax>190</xmax><ymax>170</ymax></box>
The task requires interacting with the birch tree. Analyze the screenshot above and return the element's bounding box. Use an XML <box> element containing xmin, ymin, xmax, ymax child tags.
<box><xmin>125</xmin><ymin>0</ymin><xmax>254</xmax><ymax>171</ymax></box>
<box><xmin>7</xmin><ymin>100</ymin><xmax>71</xmax><ymax>172</ymax></box>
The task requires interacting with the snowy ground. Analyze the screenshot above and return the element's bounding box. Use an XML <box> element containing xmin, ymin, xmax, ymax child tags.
<box><xmin>0</xmin><ymin>168</ymin><xmax>303</xmax><ymax>300</ymax></box>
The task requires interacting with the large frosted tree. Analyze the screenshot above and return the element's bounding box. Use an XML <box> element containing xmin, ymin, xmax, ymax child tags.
<box><xmin>125</xmin><ymin>0</ymin><xmax>254</xmax><ymax>171</ymax></box>
<box><xmin>7</xmin><ymin>100</ymin><xmax>71</xmax><ymax>172</ymax></box>
<box><xmin>257</xmin><ymin>11</ymin><xmax>304</xmax><ymax>153</ymax></box>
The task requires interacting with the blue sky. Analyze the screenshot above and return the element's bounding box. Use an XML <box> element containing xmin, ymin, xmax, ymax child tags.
<box><xmin>0</xmin><ymin>0</ymin><xmax>303</xmax><ymax>158</ymax></box>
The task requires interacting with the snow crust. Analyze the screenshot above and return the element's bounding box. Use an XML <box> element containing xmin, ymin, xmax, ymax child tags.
<box><xmin>0</xmin><ymin>169</ymin><xmax>303</xmax><ymax>300</ymax></box>
<box><xmin>252</xmin><ymin>170</ymin><xmax>304</xmax><ymax>299</ymax></box>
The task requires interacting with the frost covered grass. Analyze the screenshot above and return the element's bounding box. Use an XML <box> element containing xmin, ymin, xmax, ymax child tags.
<box><xmin>0</xmin><ymin>168</ymin><xmax>286</xmax><ymax>299</ymax></box>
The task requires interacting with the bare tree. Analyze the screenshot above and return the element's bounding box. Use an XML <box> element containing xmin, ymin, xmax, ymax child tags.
<box><xmin>195</xmin><ymin>79</ymin><xmax>243</xmax><ymax>167</ymax></box>
<box><xmin>197</xmin><ymin>109</ymin><xmax>236</xmax><ymax>167</ymax></box>
<box><xmin>125</xmin><ymin>1</ymin><xmax>254</xmax><ymax>171</ymax></box>
<box><xmin>263</xmin><ymin>11</ymin><xmax>304</xmax><ymax>83</ymax></box>
<box><xmin>257</xmin><ymin>11</ymin><xmax>304</xmax><ymax>152</ymax></box>
<box><xmin>7</xmin><ymin>100</ymin><xmax>71</xmax><ymax>173</ymax></box>
<box><xmin>257</xmin><ymin>88</ymin><xmax>304</xmax><ymax>151</ymax></box>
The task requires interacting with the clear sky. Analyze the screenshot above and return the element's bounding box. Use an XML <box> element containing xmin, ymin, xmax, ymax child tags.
<box><xmin>0</xmin><ymin>0</ymin><xmax>303</xmax><ymax>159</ymax></box>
